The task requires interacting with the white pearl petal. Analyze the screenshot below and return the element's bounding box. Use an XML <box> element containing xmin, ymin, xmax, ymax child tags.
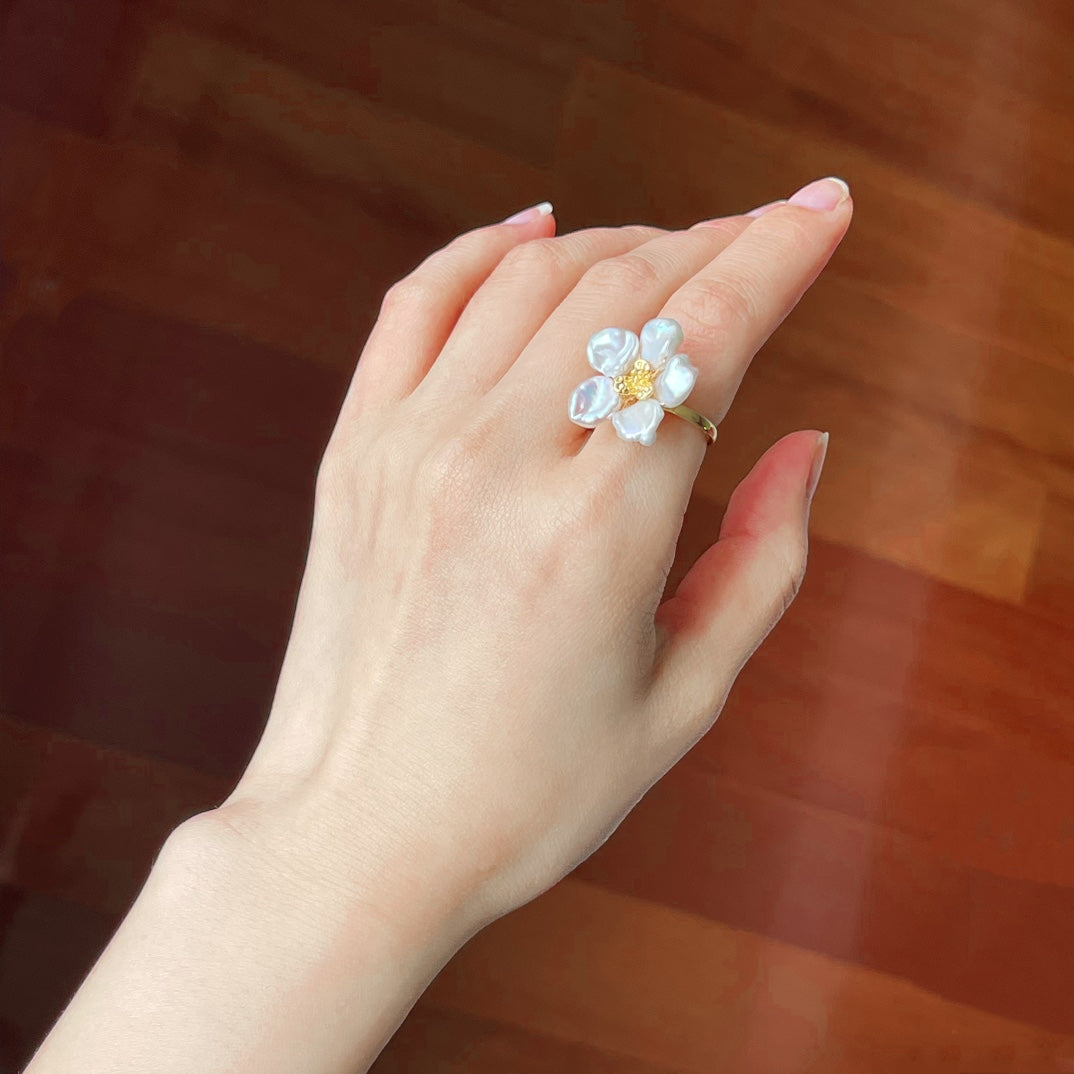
<box><xmin>640</xmin><ymin>318</ymin><xmax>684</xmax><ymax>366</ymax></box>
<box><xmin>587</xmin><ymin>327</ymin><xmax>639</xmax><ymax>377</ymax></box>
<box><xmin>568</xmin><ymin>375</ymin><xmax>620</xmax><ymax>428</ymax></box>
<box><xmin>655</xmin><ymin>353</ymin><xmax>698</xmax><ymax>407</ymax></box>
<box><xmin>611</xmin><ymin>399</ymin><xmax>665</xmax><ymax>446</ymax></box>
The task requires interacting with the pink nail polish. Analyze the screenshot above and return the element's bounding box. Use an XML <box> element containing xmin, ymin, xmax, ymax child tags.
<box><xmin>806</xmin><ymin>431</ymin><xmax>829</xmax><ymax>503</ymax></box>
<box><xmin>787</xmin><ymin>177</ymin><xmax>850</xmax><ymax>212</ymax></box>
<box><xmin>501</xmin><ymin>201</ymin><xmax>554</xmax><ymax>225</ymax></box>
<box><xmin>745</xmin><ymin>199</ymin><xmax>787</xmax><ymax>218</ymax></box>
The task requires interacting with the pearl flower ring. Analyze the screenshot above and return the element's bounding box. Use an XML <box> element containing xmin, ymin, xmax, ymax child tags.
<box><xmin>567</xmin><ymin>318</ymin><xmax>712</xmax><ymax>447</ymax></box>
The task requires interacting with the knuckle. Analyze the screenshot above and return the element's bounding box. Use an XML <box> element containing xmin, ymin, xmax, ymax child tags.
<box><xmin>438</xmin><ymin>225</ymin><xmax>507</xmax><ymax>270</ymax></box>
<box><xmin>497</xmin><ymin>237</ymin><xmax>570</xmax><ymax>281</ymax></box>
<box><xmin>414</xmin><ymin>423</ymin><xmax>496</xmax><ymax>512</ymax></box>
<box><xmin>417</xmin><ymin>432</ymin><xmax>477</xmax><ymax>495</ymax></box>
<box><xmin>557</xmin><ymin>225</ymin><xmax>662</xmax><ymax>267</ymax></box>
<box><xmin>378</xmin><ymin>274</ymin><xmax>434</xmax><ymax>320</ymax></box>
<box><xmin>598</xmin><ymin>224</ymin><xmax>665</xmax><ymax>247</ymax></box>
<box><xmin>584</xmin><ymin>250</ymin><xmax>662</xmax><ymax>294</ymax></box>
<box><xmin>447</xmin><ymin>226</ymin><xmax>498</xmax><ymax>256</ymax></box>
<box><xmin>381</xmin><ymin>225</ymin><xmax>507</xmax><ymax>317</ymax></box>
<box><xmin>676</xmin><ymin>276</ymin><xmax>757</xmax><ymax>345</ymax></box>
<box><xmin>695</xmin><ymin>216</ymin><xmax>750</xmax><ymax>242</ymax></box>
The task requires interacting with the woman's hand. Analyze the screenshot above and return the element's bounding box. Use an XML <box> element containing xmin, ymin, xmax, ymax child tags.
<box><xmin>215</xmin><ymin>178</ymin><xmax>851</xmax><ymax>932</ymax></box>
<box><xmin>26</xmin><ymin>182</ymin><xmax>851</xmax><ymax>1074</ymax></box>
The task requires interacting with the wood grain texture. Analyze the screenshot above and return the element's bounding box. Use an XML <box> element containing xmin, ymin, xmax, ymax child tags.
<box><xmin>1025</xmin><ymin>494</ymin><xmax>1074</xmax><ymax>625</ymax></box>
<box><xmin>427</xmin><ymin>879</ymin><xmax>1074</xmax><ymax>1074</ymax></box>
<box><xmin>372</xmin><ymin>1003</ymin><xmax>676</xmax><ymax>1074</ymax></box>
<box><xmin>4</xmin><ymin>0</ymin><xmax>1074</xmax><ymax>1068</ymax></box>
<box><xmin>0</xmin><ymin>105</ymin><xmax>424</xmax><ymax>371</ymax></box>
<box><xmin>1</xmin><ymin>295</ymin><xmax>341</xmax><ymax>773</ymax></box>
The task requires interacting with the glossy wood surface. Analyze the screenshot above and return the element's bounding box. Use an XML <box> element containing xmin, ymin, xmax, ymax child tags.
<box><xmin>4</xmin><ymin>1</ymin><xmax>1074</xmax><ymax>1070</ymax></box>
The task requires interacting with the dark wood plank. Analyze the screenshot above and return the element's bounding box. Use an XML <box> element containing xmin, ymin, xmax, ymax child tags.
<box><xmin>1</xmin><ymin>295</ymin><xmax>343</xmax><ymax>774</ymax></box>
<box><xmin>160</xmin><ymin>0</ymin><xmax>575</xmax><ymax>164</ymax></box>
<box><xmin>650</xmin><ymin>0</ymin><xmax>1074</xmax><ymax>243</ymax></box>
<box><xmin>0</xmin><ymin>105</ymin><xmax>426</xmax><ymax>372</ymax></box>
<box><xmin>374</xmin><ymin>1002</ymin><xmax>673</xmax><ymax>1073</ymax></box>
<box><xmin>0</xmin><ymin>716</ymin><xmax>224</xmax><ymax>915</ymax></box>
<box><xmin>0</xmin><ymin>0</ymin><xmax>147</xmax><ymax>136</ymax></box>
<box><xmin>0</xmin><ymin>886</ymin><xmax>117</xmax><ymax>1072</ymax></box>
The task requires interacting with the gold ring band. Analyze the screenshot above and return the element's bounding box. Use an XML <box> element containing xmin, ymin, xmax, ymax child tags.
<box><xmin>665</xmin><ymin>404</ymin><xmax>718</xmax><ymax>445</ymax></box>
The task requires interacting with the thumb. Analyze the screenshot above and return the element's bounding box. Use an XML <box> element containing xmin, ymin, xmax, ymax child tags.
<box><xmin>650</xmin><ymin>429</ymin><xmax>828</xmax><ymax>740</ymax></box>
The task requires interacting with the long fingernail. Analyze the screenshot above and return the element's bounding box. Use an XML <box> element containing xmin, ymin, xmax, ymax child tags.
<box><xmin>501</xmin><ymin>201</ymin><xmax>554</xmax><ymax>225</ymax></box>
<box><xmin>788</xmin><ymin>177</ymin><xmax>850</xmax><ymax>212</ymax></box>
<box><xmin>745</xmin><ymin>199</ymin><xmax>787</xmax><ymax>218</ymax></box>
<box><xmin>806</xmin><ymin>431</ymin><xmax>829</xmax><ymax>503</ymax></box>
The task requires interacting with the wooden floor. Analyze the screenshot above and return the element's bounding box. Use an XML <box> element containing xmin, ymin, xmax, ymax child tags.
<box><xmin>4</xmin><ymin>0</ymin><xmax>1074</xmax><ymax>1070</ymax></box>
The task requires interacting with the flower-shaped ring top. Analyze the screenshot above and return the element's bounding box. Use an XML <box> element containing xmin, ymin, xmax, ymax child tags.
<box><xmin>567</xmin><ymin>318</ymin><xmax>702</xmax><ymax>446</ymax></box>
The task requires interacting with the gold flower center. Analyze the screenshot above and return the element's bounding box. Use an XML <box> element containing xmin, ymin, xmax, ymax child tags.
<box><xmin>613</xmin><ymin>358</ymin><xmax>656</xmax><ymax>406</ymax></box>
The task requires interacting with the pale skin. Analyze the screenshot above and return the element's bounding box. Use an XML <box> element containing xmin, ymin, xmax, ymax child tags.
<box><xmin>26</xmin><ymin>177</ymin><xmax>852</xmax><ymax>1073</ymax></box>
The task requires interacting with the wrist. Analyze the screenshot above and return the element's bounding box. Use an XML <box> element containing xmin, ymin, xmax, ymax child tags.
<box><xmin>29</xmin><ymin>798</ymin><xmax>478</xmax><ymax>1074</ymax></box>
<box><xmin>158</xmin><ymin>794</ymin><xmax>482</xmax><ymax>978</ymax></box>
<box><xmin>162</xmin><ymin>795</ymin><xmax>487</xmax><ymax>1068</ymax></box>
<box><xmin>201</xmin><ymin>739</ymin><xmax>528</xmax><ymax>931</ymax></box>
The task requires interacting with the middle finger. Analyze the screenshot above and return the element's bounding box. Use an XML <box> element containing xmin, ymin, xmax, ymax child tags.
<box><xmin>491</xmin><ymin>214</ymin><xmax>757</xmax><ymax>454</ymax></box>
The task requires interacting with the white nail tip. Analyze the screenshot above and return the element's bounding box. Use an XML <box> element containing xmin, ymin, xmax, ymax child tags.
<box><xmin>587</xmin><ymin>328</ymin><xmax>639</xmax><ymax>377</ymax></box>
<box><xmin>569</xmin><ymin>375</ymin><xmax>620</xmax><ymax>428</ymax></box>
<box><xmin>655</xmin><ymin>353</ymin><xmax>698</xmax><ymax>407</ymax></box>
<box><xmin>611</xmin><ymin>399</ymin><xmax>665</xmax><ymax>446</ymax></box>
<box><xmin>640</xmin><ymin>318</ymin><xmax>685</xmax><ymax>365</ymax></box>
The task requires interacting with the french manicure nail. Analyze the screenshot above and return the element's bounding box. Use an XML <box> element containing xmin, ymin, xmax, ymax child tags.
<box><xmin>787</xmin><ymin>177</ymin><xmax>850</xmax><ymax>212</ymax></box>
<box><xmin>746</xmin><ymin>199</ymin><xmax>787</xmax><ymax>218</ymax></box>
<box><xmin>806</xmin><ymin>431</ymin><xmax>829</xmax><ymax>503</ymax></box>
<box><xmin>501</xmin><ymin>201</ymin><xmax>554</xmax><ymax>225</ymax></box>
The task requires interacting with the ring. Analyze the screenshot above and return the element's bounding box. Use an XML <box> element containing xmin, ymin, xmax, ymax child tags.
<box><xmin>567</xmin><ymin>318</ymin><xmax>717</xmax><ymax>447</ymax></box>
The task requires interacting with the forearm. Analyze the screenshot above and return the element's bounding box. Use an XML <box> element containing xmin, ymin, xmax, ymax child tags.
<box><xmin>24</xmin><ymin>807</ymin><xmax>474</xmax><ymax>1074</ymax></box>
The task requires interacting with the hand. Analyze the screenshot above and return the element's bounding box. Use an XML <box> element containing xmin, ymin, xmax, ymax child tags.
<box><xmin>26</xmin><ymin>183</ymin><xmax>853</xmax><ymax>1074</ymax></box>
<box><xmin>207</xmin><ymin>178</ymin><xmax>852</xmax><ymax>935</ymax></box>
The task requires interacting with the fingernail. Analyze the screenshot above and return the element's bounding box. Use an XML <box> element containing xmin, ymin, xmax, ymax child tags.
<box><xmin>501</xmin><ymin>201</ymin><xmax>554</xmax><ymax>225</ymax></box>
<box><xmin>745</xmin><ymin>199</ymin><xmax>787</xmax><ymax>218</ymax></box>
<box><xmin>787</xmin><ymin>177</ymin><xmax>850</xmax><ymax>212</ymax></box>
<box><xmin>806</xmin><ymin>431</ymin><xmax>829</xmax><ymax>503</ymax></box>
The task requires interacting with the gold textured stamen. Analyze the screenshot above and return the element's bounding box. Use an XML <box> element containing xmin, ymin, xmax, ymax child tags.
<box><xmin>613</xmin><ymin>358</ymin><xmax>656</xmax><ymax>406</ymax></box>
